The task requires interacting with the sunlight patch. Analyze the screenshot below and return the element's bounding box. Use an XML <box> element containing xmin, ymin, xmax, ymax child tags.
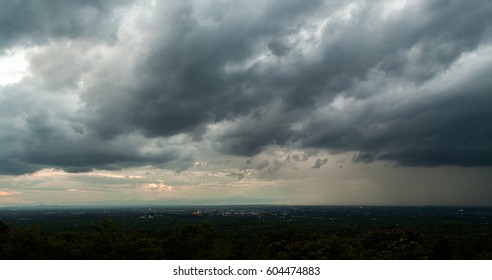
<box><xmin>143</xmin><ymin>180</ymin><xmax>176</xmax><ymax>192</ymax></box>
<box><xmin>381</xmin><ymin>0</ymin><xmax>408</xmax><ymax>20</ymax></box>
<box><xmin>0</xmin><ymin>48</ymin><xmax>30</xmax><ymax>85</ymax></box>
<box><xmin>0</xmin><ymin>190</ymin><xmax>17</xmax><ymax>197</ymax></box>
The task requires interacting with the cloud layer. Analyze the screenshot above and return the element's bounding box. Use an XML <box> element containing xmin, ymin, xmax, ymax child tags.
<box><xmin>1</xmin><ymin>0</ymin><xmax>492</xmax><ymax>175</ymax></box>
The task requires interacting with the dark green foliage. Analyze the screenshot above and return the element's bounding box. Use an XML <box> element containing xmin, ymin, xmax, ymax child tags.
<box><xmin>0</xmin><ymin>220</ymin><xmax>9</xmax><ymax>234</ymax></box>
<box><xmin>359</xmin><ymin>227</ymin><xmax>428</xmax><ymax>259</ymax></box>
<box><xmin>2</xmin><ymin>218</ymin><xmax>492</xmax><ymax>259</ymax></box>
<box><xmin>2</xmin><ymin>206</ymin><xmax>492</xmax><ymax>259</ymax></box>
<box><xmin>162</xmin><ymin>222</ymin><xmax>226</xmax><ymax>259</ymax></box>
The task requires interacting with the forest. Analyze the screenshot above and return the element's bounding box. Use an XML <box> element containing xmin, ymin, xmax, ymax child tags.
<box><xmin>1</xmin><ymin>206</ymin><xmax>492</xmax><ymax>259</ymax></box>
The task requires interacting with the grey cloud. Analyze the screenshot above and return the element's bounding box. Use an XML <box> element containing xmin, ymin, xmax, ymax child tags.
<box><xmin>352</xmin><ymin>153</ymin><xmax>376</xmax><ymax>164</ymax></box>
<box><xmin>255</xmin><ymin>160</ymin><xmax>270</xmax><ymax>170</ymax></box>
<box><xmin>0</xmin><ymin>84</ymin><xmax>194</xmax><ymax>175</ymax></box>
<box><xmin>83</xmin><ymin>0</ymin><xmax>327</xmax><ymax>139</ymax></box>
<box><xmin>226</xmin><ymin>172</ymin><xmax>245</xmax><ymax>180</ymax></box>
<box><xmin>268</xmin><ymin>41</ymin><xmax>290</xmax><ymax>57</ymax></box>
<box><xmin>302</xmin><ymin>51</ymin><xmax>492</xmax><ymax>166</ymax></box>
<box><xmin>246</xmin><ymin>149</ymin><xmax>322</xmax><ymax>172</ymax></box>
<box><xmin>0</xmin><ymin>0</ymin><xmax>131</xmax><ymax>50</ymax></box>
<box><xmin>311</xmin><ymin>158</ymin><xmax>328</xmax><ymax>169</ymax></box>
<box><xmin>209</xmin><ymin>104</ymin><xmax>296</xmax><ymax>156</ymax></box>
<box><xmin>2</xmin><ymin>0</ymin><xmax>492</xmax><ymax>175</ymax></box>
<box><xmin>195</xmin><ymin>0</ymin><xmax>492</xmax><ymax>167</ymax></box>
<box><xmin>27</xmin><ymin>41</ymin><xmax>93</xmax><ymax>90</ymax></box>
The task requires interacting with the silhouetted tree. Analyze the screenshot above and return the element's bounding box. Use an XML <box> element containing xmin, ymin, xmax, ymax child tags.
<box><xmin>0</xmin><ymin>220</ymin><xmax>9</xmax><ymax>235</ymax></box>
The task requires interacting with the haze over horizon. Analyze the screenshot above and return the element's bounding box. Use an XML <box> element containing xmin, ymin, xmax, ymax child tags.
<box><xmin>1</xmin><ymin>0</ymin><xmax>492</xmax><ymax>206</ymax></box>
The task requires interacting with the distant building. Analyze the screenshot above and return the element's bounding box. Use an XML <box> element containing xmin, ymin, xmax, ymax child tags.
<box><xmin>192</xmin><ymin>210</ymin><xmax>202</xmax><ymax>216</ymax></box>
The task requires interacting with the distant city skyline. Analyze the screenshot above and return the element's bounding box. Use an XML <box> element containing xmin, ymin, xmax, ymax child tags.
<box><xmin>1</xmin><ymin>0</ymin><xmax>492</xmax><ymax>206</ymax></box>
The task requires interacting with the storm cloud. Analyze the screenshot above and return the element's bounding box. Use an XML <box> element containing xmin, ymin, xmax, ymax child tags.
<box><xmin>1</xmin><ymin>0</ymin><xmax>492</xmax><ymax>175</ymax></box>
<box><xmin>0</xmin><ymin>0</ymin><xmax>131</xmax><ymax>49</ymax></box>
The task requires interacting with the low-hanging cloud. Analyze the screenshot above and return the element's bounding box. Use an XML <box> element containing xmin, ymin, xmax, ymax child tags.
<box><xmin>311</xmin><ymin>158</ymin><xmax>328</xmax><ymax>169</ymax></box>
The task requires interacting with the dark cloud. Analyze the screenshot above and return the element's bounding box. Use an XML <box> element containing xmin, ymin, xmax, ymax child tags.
<box><xmin>268</xmin><ymin>41</ymin><xmax>290</xmax><ymax>57</ymax></box>
<box><xmin>1</xmin><ymin>0</ymin><xmax>492</xmax><ymax>175</ymax></box>
<box><xmin>352</xmin><ymin>153</ymin><xmax>376</xmax><ymax>164</ymax></box>
<box><xmin>226</xmin><ymin>172</ymin><xmax>245</xmax><ymax>180</ymax></box>
<box><xmin>303</xmin><ymin>54</ymin><xmax>492</xmax><ymax>167</ymax></box>
<box><xmin>82</xmin><ymin>0</ymin><xmax>327</xmax><ymax>140</ymax></box>
<box><xmin>209</xmin><ymin>104</ymin><xmax>296</xmax><ymax>156</ymax></box>
<box><xmin>311</xmin><ymin>158</ymin><xmax>328</xmax><ymax>169</ymax></box>
<box><xmin>0</xmin><ymin>84</ymin><xmax>194</xmax><ymax>175</ymax></box>
<box><xmin>0</xmin><ymin>0</ymin><xmax>131</xmax><ymax>49</ymax></box>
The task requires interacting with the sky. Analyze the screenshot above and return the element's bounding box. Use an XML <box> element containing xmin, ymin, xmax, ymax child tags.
<box><xmin>1</xmin><ymin>0</ymin><xmax>492</xmax><ymax>206</ymax></box>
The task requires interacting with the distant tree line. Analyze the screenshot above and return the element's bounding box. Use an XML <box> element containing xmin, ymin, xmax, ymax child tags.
<box><xmin>0</xmin><ymin>219</ymin><xmax>491</xmax><ymax>259</ymax></box>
